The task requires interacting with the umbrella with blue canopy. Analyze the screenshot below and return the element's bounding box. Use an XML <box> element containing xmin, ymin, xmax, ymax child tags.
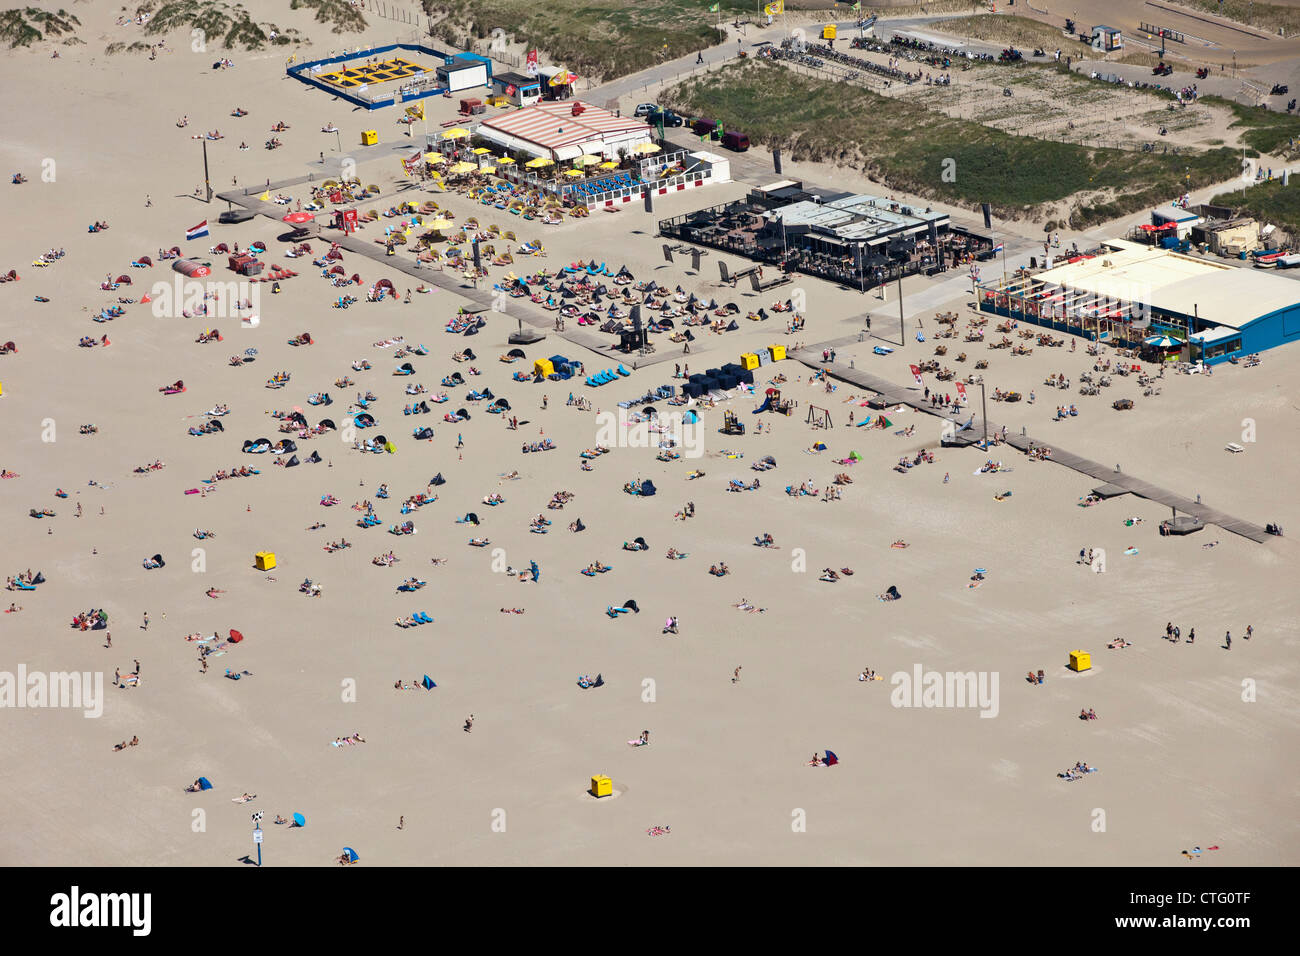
<box><xmin>292</xmin><ymin>813</ymin><xmax>306</xmax><ymax>827</ymax></box>
<box><xmin>1144</xmin><ymin>335</ymin><xmax>1178</xmax><ymax>348</ymax></box>
<box><xmin>342</xmin><ymin>846</ymin><xmax>359</xmax><ymax>862</ymax></box>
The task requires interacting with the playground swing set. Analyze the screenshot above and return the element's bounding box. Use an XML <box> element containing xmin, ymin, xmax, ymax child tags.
<box><xmin>806</xmin><ymin>405</ymin><xmax>832</xmax><ymax>429</ymax></box>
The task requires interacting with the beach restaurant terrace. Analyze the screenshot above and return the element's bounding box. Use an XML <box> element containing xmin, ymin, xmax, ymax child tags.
<box><xmin>977</xmin><ymin>241</ymin><xmax>1300</xmax><ymax>363</ymax></box>
<box><xmin>659</xmin><ymin>188</ymin><xmax>990</xmax><ymax>289</ymax></box>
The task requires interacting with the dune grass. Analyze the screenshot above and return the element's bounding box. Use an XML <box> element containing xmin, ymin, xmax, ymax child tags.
<box><xmin>145</xmin><ymin>1</ymin><xmax>298</xmax><ymax>50</ymax></box>
<box><xmin>0</xmin><ymin>6</ymin><xmax>79</xmax><ymax>48</ymax></box>
<box><xmin>1200</xmin><ymin>96</ymin><xmax>1300</xmax><ymax>155</ymax></box>
<box><xmin>422</xmin><ymin>0</ymin><xmax>749</xmax><ymax>80</ymax></box>
<box><xmin>290</xmin><ymin>0</ymin><xmax>366</xmax><ymax>34</ymax></box>
<box><xmin>663</xmin><ymin>60</ymin><xmax>1241</xmax><ymax>228</ymax></box>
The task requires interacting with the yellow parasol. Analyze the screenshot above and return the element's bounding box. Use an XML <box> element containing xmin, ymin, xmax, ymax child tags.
<box><xmin>472</xmin><ymin>146</ymin><xmax>491</xmax><ymax>154</ymax></box>
<box><xmin>598</xmin><ymin>161</ymin><xmax>619</xmax><ymax>170</ymax></box>
<box><xmin>525</xmin><ymin>157</ymin><xmax>554</xmax><ymax>168</ymax></box>
<box><xmin>427</xmin><ymin>218</ymin><xmax>454</xmax><ymax>230</ymax></box>
<box><xmin>573</xmin><ymin>154</ymin><xmax>602</xmax><ymax>166</ymax></box>
<box><xmin>496</xmin><ymin>156</ymin><xmax>516</xmax><ymax>165</ymax></box>
<box><xmin>480</xmin><ymin>165</ymin><xmax>496</xmax><ymax>174</ymax></box>
<box><xmin>447</xmin><ymin>161</ymin><xmax>477</xmax><ymax>175</ymax></box>
<box><xmin>442</xmin><ymin>128</ymin><xmax>470</xmax><ymax>140</ymax></box>
<box><xmin>632</xmin><ymin>142</ymin><xmax>661</xmax><ymax>154</ymax></box>
<box><xmin>423</xmin><ymin>152</ymin><xmax>445</xmax><ymax>164</ymax></box>
<box><xmin>564</xmin><ymin>168</ymin><xmax>584</xmax><ymax>177</ymax></box>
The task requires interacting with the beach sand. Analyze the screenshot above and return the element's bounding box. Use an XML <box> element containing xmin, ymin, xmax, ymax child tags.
<box><xmin>0</xmin><ymin>6</ymin><xmax>1296</xmax><ymax>866</ymax></box>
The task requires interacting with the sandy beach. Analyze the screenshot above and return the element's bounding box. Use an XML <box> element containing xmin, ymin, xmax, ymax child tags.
<box><xmin>0</xmin><ymin>5</ymin><xmax>1297</xmax><ymax>868</ymax></box>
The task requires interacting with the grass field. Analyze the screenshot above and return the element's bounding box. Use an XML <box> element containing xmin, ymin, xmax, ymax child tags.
<box><xmin>423</xmin><ymin>0</ymin><xmax>750</xmax><ymax>80</ymax></box>
<box><xmin>1212</xmin><ymin>176</ymin><xmax>1300</xmax><ymax>237</ymax></box>
<box><xmin>663</xmin><ymin>60</ymin><xmax>1242</xmax><ymax>228</ymax></box>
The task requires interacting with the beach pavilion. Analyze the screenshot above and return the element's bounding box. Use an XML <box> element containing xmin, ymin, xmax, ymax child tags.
<box><xmin>977</xmin><ymin>239</ymin><xmax>1300</xmax><ymax>363</ymax></box>
<box><xmin>473</xmin><ymin>101</ymin><xmax>652</xmax><ymax>163</ymax></box>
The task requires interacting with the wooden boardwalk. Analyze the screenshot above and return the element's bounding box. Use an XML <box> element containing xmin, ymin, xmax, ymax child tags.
<box><xmin>800</xmin><ymin>354</ymin><xmax>1272</xmax><ymax>543</ymax></box>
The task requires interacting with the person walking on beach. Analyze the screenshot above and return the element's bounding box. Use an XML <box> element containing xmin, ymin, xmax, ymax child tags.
<box><xmin>398</xmin><ymin>815</ymin><xmax>404</xmax><ymax>830</ymax></box>
<box><xmin>464</xmin><ymin>714</ymin><xmax>474</xmax><ymax>733</ymax></box>
<box><xmin>1188</xmin><ymin>628</ymin><xmax>1195</xmax><ymax>644</ymax></box>
<box><xmin>1246</xmin><ymin>624</ymin><xmax>1253</xmax><ymax>640</ymax></box>
<box><xmin>105</xmin><ymin>632</ymin><xmax>111</xmax><ymax>649</ymax></box>
<box><xmin>456</xmin><ymin>433</ymin><xmax>463</xmax><ymax>448</ymax></box>
<box><xmin>1225</xmin><ymin>631</ymin><xmax>1231</xmax><ymax>650</ymax></box>
<box><xmin>133</xmin><ymin>659</ymin><xmax>140</xmax><ymax>677</ymax></box>
<box><xmin>732</xmin><ymin>666</ymin><xmax>742</xmax><ymax>684</ymax></box>
<box><xmin>142</xmin><ymin>611</ymin><xmax>149</xmax><ymax>631</ymax></box>
<box><xmin>113</xmin><ymin>668</ymin><xmax>120</xmax><ymax>688</ymax></box>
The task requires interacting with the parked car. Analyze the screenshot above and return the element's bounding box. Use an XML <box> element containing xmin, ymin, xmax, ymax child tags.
<box><xmin>721</xmin><ymin>130</ymin><xmax>750</xmax><ymax>152</ymax></box>
<box><xmin>634</xmin><ymin>102</ymin><xmax>657</xmax><ymax>117</ymax></box>
<box><xmin>690</xmin><ymin>116</ymin><xmax>719</xmax><ymax>139</ymax></box>
<box><xmin>648</xmin><ymin>108</ymin><xmax>684</xmax><ymax>128</ymax></box>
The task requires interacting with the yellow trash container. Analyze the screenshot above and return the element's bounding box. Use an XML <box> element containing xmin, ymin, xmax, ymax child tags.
<box><xmin>768</xmin><ymin>344</ymin><xmax>786</xmax><ymax>362</ymax></box>
<box><xmin>255</xmin><ymin>551</ymin><xmax>276</xmax><ymax>571</ymax></box>
<box><xmin>361</xmin><ymin>130</ymin><xmax>378</xmax><ymax>146</ymax></box>
<box><xmin>1068</xmin><ymin>650</ymin><xmax>1091</xmax><ymax>672</ymax></box>
<box><xmin>740</xmin><ymin>352</ymin><xmax>760</xmax><ymax>371</ymax></box>
<box><xmin>590</xmin><ymin>774</ymin><xmax>612</xmax><ymax>798</ymax></box>
<box><xmin>822</xmin><ymin>25</ymin><xmax>837</xmax><ymax>40</ymax></box>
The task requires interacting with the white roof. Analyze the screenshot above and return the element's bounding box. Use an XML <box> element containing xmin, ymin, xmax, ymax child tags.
<box><xmin>1188</xmin><ymin>325</ymin><xmax>1240</xmax><ymax>343</ymax></box>
<box><xmin>1035</xmin><ymin>245</ymin><xmax>1300</xmax><ymax>327</ymax></box>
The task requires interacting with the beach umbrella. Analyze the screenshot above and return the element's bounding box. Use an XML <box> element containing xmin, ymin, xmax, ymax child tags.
<box><xmin>292</xmin><ymin>812</ymin><xmax>306</xmax><ymax>827</ymax></box>
<box><xmin>480</xmin><ymin>166</ymin><xmax>496</xmax><ymax>174</ymax></box>
<box><xmin>496</xmin><ymin>156</ymin><xmax>516</xmax><ymax>165</ymax></box>
<box><xmin>525</xmin><ymin>157</ymin><xmax>554</xmax><ymax>168</ymax></box>
<box><xmin>282</xmin><ymin>211</ymin><xmax>315</xmax><ymax>224</ymax></box>
<box><xmin>1144</xmin><ymin>334</ymin><xmax>1178</xmax><ymax>348</ymax></box>
<box><xmin>442</xmin><ymin>128</ymin><xmax>470</xmax><ymax>140</ymax></box>
<box><xmin>342</xmin><ymin>846</ymin><xmax>359</xmax><ymax>862</ymax></box>
<box><xmin>198</xmin><ymin>776</ymin><xmax>213</xmax><ymax>790</ymax></box>
<box><xmin>422</xmin><ymin>674</ymin><xmax>436</xmax><ymax>690</ymax></box>
<box><xmin>598</xmin><ymin>161</ymin><xmax>619</xmax><ymax>170</ymax></box>
<box><xmin>632</xmin><ymin>143</ymin><xmax>661</xmax><ymax>154</ymax></box>
<box><xmin>423</xmin><ymin>152</ymin><xmax>445</xmax><ymax>164</ymax></box>
<box><xmin>573</xmin><ymin>154</ymin><xmax>602</xmax><ymax>166</ymax></box>
<box><xmin>448</xmin><ymin>161</ymin><xmax>477</xmax><ymax>175</ymax></box>
<box><xmin>564</xmin><ymin>168</ymin><xmax>584</xmax><ymax>178</ymax></box>
<box><xmin>472</xmin><ymin>146</ymin><xmax>491</xmax><ymax>155</ymax></box>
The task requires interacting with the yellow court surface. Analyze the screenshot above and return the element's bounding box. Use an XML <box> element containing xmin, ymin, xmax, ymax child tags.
<box><xmin>316</xmin><ymin>57</ymin><xmax>429</xmax><ymax>90</ymax></box>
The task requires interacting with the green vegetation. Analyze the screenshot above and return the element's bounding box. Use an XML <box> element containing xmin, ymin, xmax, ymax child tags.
<box><xmin>663</xmin><ymin>61</ymin><xmax>1241</xmax><ymax>228</ymax></box>
<box><xmin>1212</xmin><ymin>176</ymin><xmax>1300</xmax><ymax>236</ymax></box>
<box><xmin>421</xmin><ymin>0</ymin><xmax>749</xmax><ymax>79</ymax></box>
<box><xmin>1201</xmin><ymin>96</ymin><xmax>1300</xmax><ymax>155</ymax></box>
<box><xmin>0</xmin><ymin>7</ymin><xmax>79</xmax><ymax>48</ymax></box>
<box><xmin>1166</xmin><ymin>0</ymin><xmax>1300</xmax><ymax>37</ymax></box>
<box><xmin>290</xmin><ymin>0</ymin><xmax>366</xmax><ymax>34</ymax></box>
<box><xmin>145</xmin><ymin>2</ymin><xmax>298</xmax><ymax>50</ymax></box>
<box><xmin>930</xmin><ymin>13</ymin><xmax>1071</xmax><ymax>51</ymax></box>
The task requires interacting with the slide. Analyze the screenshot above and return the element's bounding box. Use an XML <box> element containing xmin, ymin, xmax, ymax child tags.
<box><xmin>752</xmin><ymin>396</ymin><xmax>772</xmax><ymax>414</ymax></box>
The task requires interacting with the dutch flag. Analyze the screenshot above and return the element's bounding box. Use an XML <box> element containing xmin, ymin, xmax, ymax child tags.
<box><xmin>992</xmin><ymin>243</ymin><xmax>1004</xmax><ymax>254</ymax></box>
<box><xmin>186</xmin><ymin>220</ymin><xmax>209</xmax><ymax>241</ymax></box>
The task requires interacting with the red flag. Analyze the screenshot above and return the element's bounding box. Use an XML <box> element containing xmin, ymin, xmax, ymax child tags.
<box><xmin>909</xmin><ymin>364</ymin><xmax>923</xmax><ymax>387</ymax></box>
<box><xmin>956</xmin><ymin>382</ymin><xmax>967</xmax><ymax>399</ymax></box>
